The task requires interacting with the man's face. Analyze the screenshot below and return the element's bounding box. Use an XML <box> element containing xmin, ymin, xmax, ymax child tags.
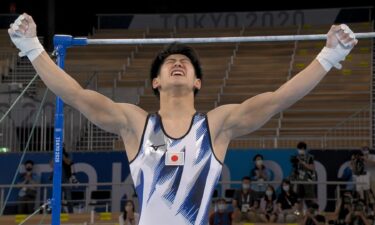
<box><xmin>152</xmin><ymin>54</ymin><xmax>201</xmax><ymax>96</ymax></box>
<box><xmin>242</xmin><ymin>179</ymin><xmax>251</xmax><ymax>190</ymax></box>
<box><xmin>25</xmin><ymin>163</ymin><xmax>33</xmax><ymax>172</ymax></box>
<box><xmin>297</xmin><ymin>148</ymin><xmax>305</xmax><ymax>156</ymax></box>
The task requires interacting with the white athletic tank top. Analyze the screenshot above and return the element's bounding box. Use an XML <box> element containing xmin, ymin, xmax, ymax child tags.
<box><xmin>129</xmin><ymin>112</ymin><xmax>222</xmax><ymax>225</ymax></box>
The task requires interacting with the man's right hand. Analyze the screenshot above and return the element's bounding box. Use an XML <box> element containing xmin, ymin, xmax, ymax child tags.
<box><xmin>316</xmin><ymin>24</ymin><xmax>358</xmax><ymax>72</ymax></box>
<box><xmin>8</xmin><ymin>13</ymin><xmax>44</xmax><ymax>61</ymax></box>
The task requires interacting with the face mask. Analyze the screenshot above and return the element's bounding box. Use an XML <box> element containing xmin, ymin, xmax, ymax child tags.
<box><xmin>266</xmin><ymin>190</ymin><xmax>273</xmax><ymax>196</ymax></box>
<box><xmin>26</xmin><ymin>167</ymin><xmax>32</xmax><ymax>172</ymax></box>
<box><xmin>283</xmin><ymin>185</ymin><xmax>290</xmax><ymax>192</ymax></box>
<box><xmin>242</xmin><ymin>183</ymin><xmax>250</xmax><ymax>190</ymax></box>
<box><xmin>125</xmin><ymin>206</ymin><xmax>133</xmax><ymax>211</ymax></box>
<box><xmin>298</xmin><ymin>149</ymin><xmax>305</xmax><ymax>155</ymax></box>
<box><xmin>218</xmin><ymin>204</ymin><xmax>226</xmax><ymax>211</ymax></box>
<box><xmin>256</xmin><ymin>160</ymin><xmax>263</xmax><ymax>166</ymax></box>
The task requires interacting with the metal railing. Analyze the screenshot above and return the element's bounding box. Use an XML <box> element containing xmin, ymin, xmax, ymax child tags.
<box><xmin>0</xmin><ymin>180</ymin><xmax>365</xmax><ymax>216</ymax></box>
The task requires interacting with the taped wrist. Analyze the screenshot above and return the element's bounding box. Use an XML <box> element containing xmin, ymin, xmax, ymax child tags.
<box><xmin>11</xmin><ymin>36</ymin><xmax>44</xmax><ymax>61</ymax></box>
<box><xmin>316</xmin><ymin>46</ymin><xmax>350</xmax><ymax>72</ymax></box>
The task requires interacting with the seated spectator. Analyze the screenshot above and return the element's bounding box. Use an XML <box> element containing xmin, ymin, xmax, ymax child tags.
<box><xmin>301</xmin><ymin>202</ymin><xmax>326</xmax><ymax>225</ymax></box>
<box><xmin>232</xmin><ymin>176</ymin><xmax>255</xmax><ymax>222</ymax></box>
<box><xmin>367</xmin><ymin>203</ymin><xmax>375</xmax><ymax>225</ymax></box>
<box><xmin>119</xmin><ymin>200</ymin><xmax>140</xmax><ymax>225</ymax></box>
<box><xmin>345</xmin><ymin>199</ymin><xmax>371</xmax><ymax>225</ymax></box>
<box><xmin>332</xmin><ymin>190</ymin><xmax>359</xmax><ymax>225</ymax></box>
<box><xmin>17</xmin><ymin>160</ymin><xmax>39</xmax><ymax>214</ymax></box>
<box><xmin>276</xmin><ymin>179</ymin><xmax>301</xmax><ymax>223</ymax></box>
<box><xmin>259</xmin><ymin>185</ymin><xmax>278</xmax><ymax>223</ymax></box>
<box><xmin>209</xmin><ymin>198</ymin><xmax>233</xmax><ymax>225</ymax></box>
<box><xmin>250</xmin><ymin>154</ymin><xmax>273</xmax><ymax>200</ymax></box>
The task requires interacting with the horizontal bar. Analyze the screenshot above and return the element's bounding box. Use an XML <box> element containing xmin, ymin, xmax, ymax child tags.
<box><xmin>86</xmin><ymin>32</ymin><xmax>375</xmax><ymax>45</ymax></box>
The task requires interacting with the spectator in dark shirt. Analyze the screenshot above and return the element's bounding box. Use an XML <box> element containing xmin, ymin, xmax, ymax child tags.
<box><xmin>276</xmin><ymin>179</ymin><xmax>300</xmax><ymax>223</ymax></box>
<box><xmin>210</xmin><ymin>198</ymin><xmax>233</xmax><ymax>225</ymax></box>
<box><xmin>232</xmin><ymin>176</ymin><xmax>255</xmax><ymax>222</ymax></box>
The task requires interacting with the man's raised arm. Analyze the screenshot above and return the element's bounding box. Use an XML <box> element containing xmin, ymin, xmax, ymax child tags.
<box><xmin>8</xmin><ymin>13</ymin><xmax>138</xmax><ymax>135</ymax></box>
<box><xmin>214</xmin><ymin>24</ymin><xmax>358</xmax><ymax>140</ymax></box>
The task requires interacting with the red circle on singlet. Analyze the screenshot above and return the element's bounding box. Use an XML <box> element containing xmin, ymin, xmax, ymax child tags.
<box><xmin>171</xmin><ymin>155</ymin><xmax>179</xmax><ymax>162</ymax></box>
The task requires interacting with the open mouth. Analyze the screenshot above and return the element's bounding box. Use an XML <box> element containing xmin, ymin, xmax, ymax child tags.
<box><xmin>171</xmin><ymin>70</ymin><xmax>185</xmax><ymax>76</ymax></box>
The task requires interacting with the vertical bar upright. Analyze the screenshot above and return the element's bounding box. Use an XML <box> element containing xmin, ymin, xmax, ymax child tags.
<box><xmin>51</xmin><ymin>36</ymin><xmax>67</xmax><ymax>225</ymax></box>
<box><xmin>50</xmin><ymin>35</ymin><xmax>88</xmax><ymax>225</ymax></box>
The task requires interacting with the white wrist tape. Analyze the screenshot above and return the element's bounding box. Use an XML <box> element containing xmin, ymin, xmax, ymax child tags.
<box><xmin>316</xmin><ymin>45</ymin><xmax>351</xmax><ymax>72</ymax></box>
<box><xmin>10</xmin><ymin>35</ymin><xmax>44</xmax><ymax>61</ymax></box>
<box><xmin>16</xmin><ymin>37</ymin><xmax>44</xmax><ymax>61</ymax></box>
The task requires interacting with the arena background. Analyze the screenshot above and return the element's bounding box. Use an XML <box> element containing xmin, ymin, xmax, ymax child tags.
<box><xmin>0</xmin><ymin>1</ymin><xmax>375</xmax><ymax>224</ymax></box>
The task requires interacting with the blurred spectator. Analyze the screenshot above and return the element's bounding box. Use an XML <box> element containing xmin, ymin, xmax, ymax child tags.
<box><xmin>361</xmin><ymin>147</ymin><xmax>375</xmax><ymax>207</ymax></box>
<box><xmin>61</xmin><ymin>147</ymin><xmax>79</xmax><ymax>213</ymax></box>
<box><xmin>350</xmin><ymin>150</ymin><xmax>373</xmax><ymax>205</ymax></box>
<box><xmin>250</xmin><ymin>154</ymin><xmax>272</xmax><ymax>199</ymax></box>
<box><xmin>345</xmin><ymin>199</ymin><xmax>371</xmax><ymax>225</ymax></box>
<box><xmin>119</xmin><ymin>200</ymin><xmax>140</xmax><ymax>225</ymax></box>
<box><xmin>232</xmin><ymin>176</ymin><xmax>255</xmax><ymax>222</ymax></box>
<box><xmin>290</xmin><ymin>142</ymin><xmax>317</xmax><ymax>207</ymax></box>
<box><xmin>363</xmin><ymin>146</ymin><xmax>375</xmax><ymax>189</ymax></box>
<box><xmin>301</xmin><ymin>202</ymin><xmax>326</xmax><ymax>225</ymax></box>
<box><xmin>276</xmin><ymin>179</ymin><xmax>300</xmax><ymax>223</ymax></box>
<box><xmin>332</xmin><ymin>190</ymin><xmax>359</xmax><ymax>225</ymax></box>
<box><xmin>338</xmin><ymin>154</ymin><xmax>355</xmax><ymax>191</ymax></box>
<box><xmin>338</xmin><ymin>150</ymin><xmax>374</xmax><ymax>207</ymax></box>
<box><xmin>366</xmin><ymin>203</ymin><xmax>375</xmax><ymax>225</ymax></box>
<box><xmin>17</xmin><ymin>160</ymin><xmax>39</xmax><ymax>214</ymax></box>
<box><xmin>62</xmin><ymin>147</ymin><xmax>78</xmax><ymax>184</ymax></box>
<box><xmin>49</xmin><ymin>146</ymin><xmax>79</xmax><ymax>213</ymax></box>
<box><xmin>209</xmin><ymin>198</ymin><xmax>233</xmax><ymax>225</ymax></box>
<box><xmin>259</xmin><ymin>185</ymin><xmax>278</xmax><ymax>223</ymax></box>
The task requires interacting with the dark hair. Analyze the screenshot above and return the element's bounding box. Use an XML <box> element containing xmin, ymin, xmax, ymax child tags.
<box><xmin>150</xmin><ymin>42</ymin><xmax>203</xmax><ymax>98</ymax></box>
<box><xmin>297</xmin><ymin>142</ymin><xmax>307</xmax><ymax>150</ymax></box>
<box><xmin>265</xmin><ymin>185</ymin><xmax>276</xmax><ymax>201</ymax></box>
<box><xmin>242</xmin><ymin>176</ymin><xmax>251</xmax><ymax>181</ymax></box>
<box><xmin>24</xmin><ymin>160</ymin><xmax>34</xmax><ymax>166</ymax></box>
<box><xmin>281</xmin><ymin>178</ymin><xmax>291</xmax><ymax>187</ymax></box>
<box><xmin>253</xmin><ymin>154</ymin><xmax>264</xmax><ymax>161</ymax></box>
<box><xmin>123</xmin><ymin>200</ymin><xmax>135</xmax><ymax>221</ymax></box>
